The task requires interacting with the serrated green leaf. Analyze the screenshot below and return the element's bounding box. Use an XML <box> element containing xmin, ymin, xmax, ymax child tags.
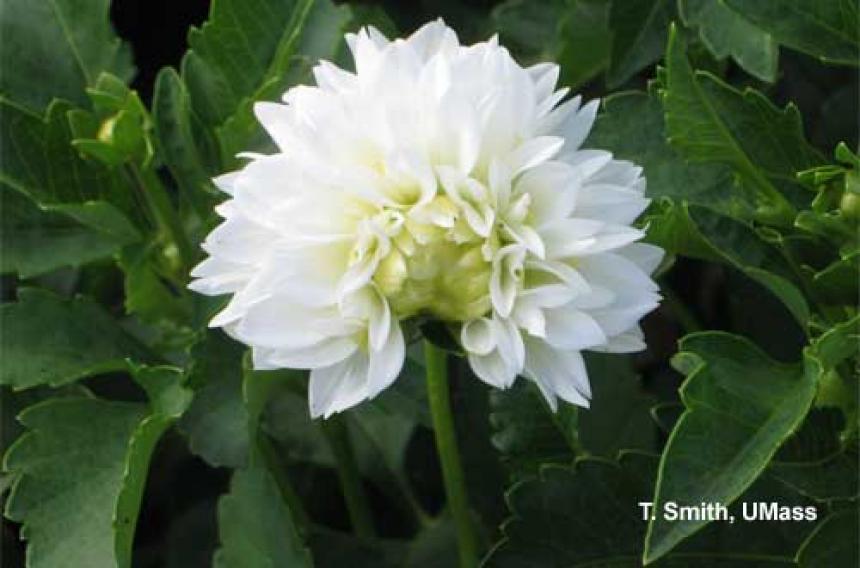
<box><xmin>214</xmin><ymin>466</ymin><xmax>313</xmax><ymax>568</ymax></box>
<box><xmin>723</xmin><ymin>0</ymin><xmax>860</xmax><ymax>67</ymax></box>
<box><xmin>118</xmin><ymin>243</ymin><xmax>191</xmax><ymax>325</ymax></box>
<box><xmin>557</xmin><ymin>0</ymin><xmax>612</xmax><ymax>88</ymax></box>
<box><xmin>644</xmin><ymin>333</ymin><xmax>818</xmax><ymax>563</ymax></box>
<box><xmin>607</xmin><ymin>0</ymin><xmax>674</xmax><ymax>87</ymax></box>
<box><xmin>679</xmin><ymin>0</ymin><xmax>777</xmax><ymax>82</ymax></box>
<box><xmin>493</xmin><ymin>0</ymin><xmax>611</xmax><ymax>89</ymax></box>
<box><xmin>795</xmin><ymin>507</ymin><xmax>859</xmax><ymax>567</ymax></box>
<box><xmin>0</xmin><ymin>187</ymin><xmax>139</xmax><ymax>278</ymax></box>
<box><xmin>0</xmin><ymin>98</ymin><xmax>139</xmax><ymax>220</ymax></box>
<box><xmin>151</xmin><ymin>68</ymin><xmax>220</xmax><ymax>220</ymax></box>
<box><xmin>3</xmin><ymin>367</ymin><xmax>190</xmax><ymax>568</ymax></box>
<box><xmin>587</xmin><ymin>91</ymin><xmax>745</xmax><ymax>216</ymax></box>
<box><xmin>485</xmin><ymin>452</ymin><xmax>817</xmax><ymax>566</ymax></box>
<box><xmin>646</xmin><ymin>201</ymin><xmax>810</xmax><ymax>326</ymax></box>
<box><xmin>177</xmin><ymin>0</ymin><xmax>351</xmax><ymax>163</ymax></box>
<box><xmin>586</xmin><ymin>89</ymin><xmax>812</xmax><ymax>323</ymax></box>
<box><xmin>578</xmin><ymin>352</ymin><xmax>658</xmax><ymax>457</ymax></box>
<box><xmin>663</xmin><ymin>26</ymin><xmax>822</xmax><ymax>225</ymax></box>
<box><xmin>490</xmin><ymin>381</ymin><xmax>580</xmax><ymax>480</ymax></box>
<box><xmin>0</xmin><ymin>0</ymin><xmax>133</xmax><ymax>112</ymax></box>
<box><xmin>770</xmin><ymin>444</ymin><xmax>859</xmax><ymax>501</ymax></box>
<box><xmin>178</xmin><ymin>331</ymin><xmax>250</xmax><ymax>468</ymax></box>
<box><xmin>0</xmin><ymin>288</ymin><xmax>155</xmax><ymax>389</ymax></box>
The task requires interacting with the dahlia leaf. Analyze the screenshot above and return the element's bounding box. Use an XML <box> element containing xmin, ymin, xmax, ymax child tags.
<box><xmin>0</xmin><ymin>187</ymin><xmax>139</xmax><ymax>278</ymax></box>
<box><xmin>492</xmin><ymin>350</ymin><xmax>657</xmax><ymax>479</ymax></box>
<box><xmin>3</xmin><ymin>367</ymin><xmax>190</xmax><ymax>568</ymax></box>
<box><xmin>0</xmin><ymin>98</ymin><xmax>140</xmax><ymax>223</ymax></box>
<box><xmin>644</xmin><ymin>200</ymin><xmax>811</xmax><ymax>326</ymax></box>
<box><xmin>796</xmin><ymin>508</ymin><xmax>859</xmax><ymax>567</ymax></box>
<box><xmin>0</xmin><ymin>0</ymin><xmax>133</xmax><ymax>112</ymax></box>
<box><xmin>591</xmin><ymin>90</ymin><xmax>813</xmax><ymax>322</ymax></box>
<box><xmin>606</xmin><ymin>0</ymin><xmax>674</xmax><ymax>87</ymax></box>
<box><xmin>176</xmin><ymin>0</ymin><xmax>351</xmax><ymax>162</ymax></box>
<box><xmin>644</xmin><ymin>333</ymin><xmax>817</xmax><ymax>563</ymax></box>
<box><xmin>118</xmin><ymin>243</ymin><xmax>193</xmax><ymax>325</ymax></box>
<box><xmin>770</xmin><ymin>445</ymin><xmax>859</xmax><ymax>501</ymax></box>
<box><xmin>214</xmin><ymin>467</ymin><xmax>313</xmax><ymax>568</ymax></box>
<box><xmin>557</xmin><ymin>0</ymin><xmax>612</xmax><ymax>88</ymax></box>
<box><xmin>494</xmin><ymin>0</ymin><xmax>612</xmax><ymax>89</ymax></box>
<box><xmin>1</xmin><ymin>384</ymin><xmax>88</xmax><ymax>458</ymax></box>
<box><xmin>812</xmin><ymin>251</ymin><xmax>860</xmax><ymax>305</ymax></box>
<box><xmin>679</xmin><ymin>0</ymin><xmax>778</xmax><ymax>82</ymax></box>
<box><xmin>492</xmin><ymin>0</ymin><xmax>566</xmax><ymax>60</ymax></box>
<box><xmin>579</xmin><ymin>352</ymin><xmax>658</xmax><ymax>457</ymax></box>
<box><xmin>152</xmin><ymin>67</ymin><xmax>221</xmax><ymax>219</ymax></box>
<box><xmin>178</xmin><ymin>331</ymin><xmax>252</xmax><ymax>468</ymax></box>
<box><xmin>663</xmin><ymin>26</ymin><xmax>823</xmax><ymax>225</ymax></box>
<box><xmin>485</xmin><ymin>452</ymin><xmax>817</xmax><ymax>566</ymax></box>
<box><xmin>723</xmin><ymin>0</ymin><xmax>860</xmax><ymax>67</ymax></box>
<box><xmin>587</xmin><ymin>91</ymin><xmax>747</xmax><ymax>218</ymax></box>
<box><xmin>490</xmin><ymin>381</ymin><xmax>581</xmax><ymax>481</ymax></box>
<box><xmin>0</xmin><ymin>288</ymin><xmax>155</xmax><ymax>389</ymax></box>
<box><xmin>771</xmin><ymin>406</ymin><xmax>858</xmax><ymax>501</ymax></box>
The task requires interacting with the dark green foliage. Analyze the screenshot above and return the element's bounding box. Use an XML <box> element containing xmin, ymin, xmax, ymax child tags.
<box><xmin>1</xmin><ymin>0</ymin><xmax>856</xmax><ymax>566</ymax></box>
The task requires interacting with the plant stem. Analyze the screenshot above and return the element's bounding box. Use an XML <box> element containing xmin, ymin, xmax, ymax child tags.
<box><xmin>424</xmin><ymin>340</ymin><xmax>479</xmax><ymax>568</ymax></box>
<box><xmin>320</xmin><ymin>415</ymin><xmax>375</xmax><ymax>538</ymax></box>
<box><xmin>128</xmin><ymin>164</ymin><xmax>195</xmax><ymax>277</ymax></box>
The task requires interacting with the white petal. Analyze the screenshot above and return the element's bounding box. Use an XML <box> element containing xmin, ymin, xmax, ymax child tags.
<box><xmin>252</xmin><ymin>335</ymin><xmax>359</xmax><ymax>370</ymax></box>
<box><xmin>507</xmin><ymin>136</ymin><xmax>564</xmax><ymax>175</ymax></box>
<box><xmin>490</xmin><ymin>245</ymin><xmax>526</xmax><ymax>317</ymax></box>
<box><xmin>461</xmin><ymin>318</ymin><xmax>495</xmax><ymax>356</ymax></box>
<box><xmin>367</xmin><ymin>317</ymin><xmax>405</xmax><ymax>398</ymax></box>
<box><xmin>309</xmin><ymin>350</ymin><xmax>370</xmax><ymax>418</ymax></box>
<box><xmin>524</xmin><ymin>339</ymin><xmax>591</xmax><ymax>407</ymax></box>
<box><xmin>468</xmin><ymin>350</ymin><xmax>513</xmax><ymax>389</ymax></box>
<box><xmin>616</xmin><ymin>243</ymin><xmax>665</xmax><ymax>275</ymax></box>
<box><xmin>542</xmin><ymin>306</ymin><xmax>607</xmax><ymax>351</ymax></box>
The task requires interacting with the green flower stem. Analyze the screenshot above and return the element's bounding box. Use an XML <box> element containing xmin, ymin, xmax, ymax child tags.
<box><xmin>424</xmin><ymin>340</ymin><xmax>479</xmax><ymax>568</ymax></box>
<box><xmin>128</xmin><ymin>164</ymin><xmax>195</xmax><ymax>277</ymax></box>
<box><xmin>320</xmin><ymin>415</ymin><xmax>375</xmax><ymax>538</ymax></box>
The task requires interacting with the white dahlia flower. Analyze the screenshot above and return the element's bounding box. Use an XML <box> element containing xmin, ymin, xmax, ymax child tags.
<box><xmin>189</xmin><ymin>20</ymin><xmax>663</xmax><ymax>417</ymax></box>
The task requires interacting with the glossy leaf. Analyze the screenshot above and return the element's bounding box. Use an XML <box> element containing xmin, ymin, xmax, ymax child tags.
<box><xmin>795</xmin><ymin>507</ymin><xmax>859</xmax><ymax>567</ymax></box>
<box><xmin>1</xmin><ymin>187</ymin><xmax>139</xmax><ymax>278</ymax></box>
<box><xmin>151</xmin><ymin>68</ymin><xmax>221</xmax><ymax>219</ymax></box>
<box><xmin>0</xmin><ymin>0</ymin><xmax>133</xmax><ymax>111</ymax></box>
<box><xmin>178</xmin><ymin>331</ymin><xmax>250</xmax><ymax>468</ymax></box>
<box><xmin>214</xmin><ymin>467</ymin><xmax>313</xmax><ymax>568</ymax></box>
<box><xmin>644</xmin><ymin>333</ymin><xmax>817</xmax><ymax>562</ymax></box>
<box><xmin>662</xmin><ymin>27</ymin><xmax>822</xmax><ymax>225</ymax></box>
<box><xmin>679</xmin><ymin>0</ymin><xmax>777</xmax><ymax>82</ymax></box>
<box><xmin>607</xmin><ymin>0</ymin><xmax>673</xmax><ymax>87</ymax></box>
<box><xmin>724</xmin><ymin>0</ymin><xmax>860</xmax><ymax>67</ymax></box>
<box><xmin>3</xmin><ymin>367</ymin><xmax>191</xmax><ymax>568</ymax></box>
<box><xmin>180</xmin><ymin>0</ymin><xmax>351</xmax><ymax>162</ymax></box>
<box><xmin>490</xmin><ymin>381</ymin><xmax>580</xmax><ymax>480</ymax></box>
<box><xmin>0</xmin><ymin>288</ymin><xmax>154</xmax><ymax>389</ymax></box>
<box><xmin>485</xmin><ymin>452</ymin><xmax>818</xmax><ymax>566</ymax></box>
<box><xmin>0</xmin><ymin>98</ymin><xmax>138</xmax><ymax>222</ymax></box>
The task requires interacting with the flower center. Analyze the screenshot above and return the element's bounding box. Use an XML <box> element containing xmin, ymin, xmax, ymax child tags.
<box><xmin>349</xmin><ymin>191</ymin><xmax>494</xmax><ymax>321</ymax></box>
